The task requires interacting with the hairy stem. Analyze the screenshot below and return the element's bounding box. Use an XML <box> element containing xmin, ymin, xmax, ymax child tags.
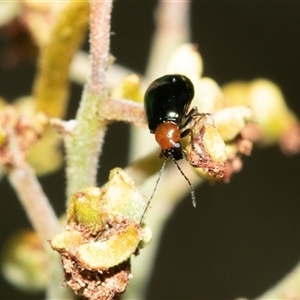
<box><xmin>101</xmin><ymin>97</ymin><xmax>146</xmax><ymax>125</ymax></box>
<box><xmin>65</xmin><ymin>0</ymin><xmax>113</xmax><ymax>201</ymax></box>
<box><xmin>8</xmin><ymin>164</ymin><xmax>60</xmax><ymax>241</ymax></box>
<box><xmin>7</xmin><ymin>164</ymin><xmax>72</xmax><ymax>299</ymax></box>
<box><xmin>89</xmin><ymin>0</ymin><xmax>112</xmax><ymax>94</ymax></box>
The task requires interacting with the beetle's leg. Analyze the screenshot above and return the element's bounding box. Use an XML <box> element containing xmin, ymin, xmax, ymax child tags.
<box><xmin>180</xmin><ymin>107</ymin><xmax>210</xmax><ymax>131</ymax></box>
<box><xmin>181</xmin><ymin>127</ymin><xmax>197</xmax><ymax>154</ymax></box>
<box><xmin>180</xmin><ymin>106</ymin><xmax>198</xmax><ymax>129</ymax></box>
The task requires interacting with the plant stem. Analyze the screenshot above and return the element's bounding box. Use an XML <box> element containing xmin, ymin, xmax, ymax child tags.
<box><xmin>65</xmin><ymin>0</ymin><xmax>113</xmax><ymax>201</ymax></box>
<box><xmin>101</xmin><ymin>97</ymin><xmax>146</xmax><ymax>125</ymax></box>
<box><xmin>8</xmin><ymin>164</ymin><xmax>60</xmax><ymax>241</ymax></box>
<box><xmin>7</xmin><ymin>164</ymin><xmax>73</xmax><ymax>299</ymax></box>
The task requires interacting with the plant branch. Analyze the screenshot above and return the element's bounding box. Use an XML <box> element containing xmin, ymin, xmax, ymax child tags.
<box><xmin>101</xmin><ymin>97</ymin><xmax>146</xmax><ymax>125</ymax></box>
<box><xmin>7</xmin><ymin>163</ymin><xmax>73</xmax><ymax>300</ymax></box>
<box><xmin>8</xmin><ymin>164</ymin><xmax>60</xmax><ymax>241</ymax></box>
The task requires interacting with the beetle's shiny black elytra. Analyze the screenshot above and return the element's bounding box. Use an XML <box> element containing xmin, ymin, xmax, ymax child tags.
<box><xmin>144</xmin><ymin>74</ymin><xmax>195</xmax><ymax>160</ymax></box>
<box><xmin>144</xmin><ymin>74</ymin><xmax>194</xmax><ymax>132</ymax></box>
<box><xmin>141</xmin><ymin>74</ymin><xmax>197</xmax><ymax>222</ymax></box>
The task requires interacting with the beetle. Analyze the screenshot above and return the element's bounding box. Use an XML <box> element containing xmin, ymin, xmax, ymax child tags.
<box><xmin>142</xmin><ymin>74</ymin><xmax>199</xmax><ymax>219</ymax></box>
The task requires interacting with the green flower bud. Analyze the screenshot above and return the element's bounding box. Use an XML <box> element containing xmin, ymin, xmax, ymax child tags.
<box><xmin>67</xmin><ymin>187</ymin><xmax>106</xmax><ymax>232</ymax></box>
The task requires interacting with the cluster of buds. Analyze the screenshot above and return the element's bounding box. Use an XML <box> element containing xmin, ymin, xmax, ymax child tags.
<box><xmin>50</xmin><ymin>168</ymin><xmax>149</xmax><ymax>300</ymax></box>
<box><xmin>0</xmin><ymin>101</ymin><xmax>47</xmax><ymax>168</ymax></box>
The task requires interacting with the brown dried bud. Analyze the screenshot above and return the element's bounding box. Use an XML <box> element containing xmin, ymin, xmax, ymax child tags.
<box><xmin>0</xmin><ymin>106</ymin><xmax>45</xmax><ymax>168</ymax></box>
<box><xmin>50</xmin><ymin>168</ymin><xmax>149</xmax><ymax>300</ymax></box>
<box><xmin>185</xmin><ymin>114</ymin><xmax>227</xmax><ymax>179</ymax></box>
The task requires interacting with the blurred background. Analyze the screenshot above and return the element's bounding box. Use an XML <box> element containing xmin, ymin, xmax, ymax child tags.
<box><xmin>1</xmin><ymin>1</ymin><xmax>300</xmax><ymax>299</ymax></box>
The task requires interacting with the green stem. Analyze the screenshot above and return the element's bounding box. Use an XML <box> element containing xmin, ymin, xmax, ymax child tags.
<box><xmin>65</xmin><ymin>90</ymin><xmax>107</xmax><ymax>201</ymax></box>
<box><xmin>65</xmin><ymin>0</ymin><xmax>113</xmax><ymax>201</ymax></box>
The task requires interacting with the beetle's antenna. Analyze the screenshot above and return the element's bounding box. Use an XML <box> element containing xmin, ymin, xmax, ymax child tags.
<box><xmin>140</xmin><ymin>157</ymin><xmax>168</xmax><ymax>224</ymax></box>
<box><xmin>172</xmin><ymin>158</ymin><xmax>196</xmax><ymax>207</ymax></box>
